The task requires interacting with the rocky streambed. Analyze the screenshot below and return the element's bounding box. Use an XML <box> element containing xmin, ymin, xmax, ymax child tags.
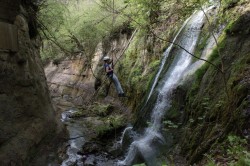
<box><xmin>58</xmin><ymin>99</ymin><xmax>130</xmax><ymax>166</ymax></box>
<box><xmin>61</xmin><ymin>111</ymin><xmax>112</xmax><ymax>165</ymax></box>
<box><xmin>43</xmin><ymin>55</ymin><xmax>132</xmax><ymax>165</ymax></box>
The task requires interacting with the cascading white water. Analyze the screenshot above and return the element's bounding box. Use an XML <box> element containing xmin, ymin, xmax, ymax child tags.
<box><xmin>182</xmin><ymin>26</ymin><xmax>222</xmax><ymax>79</ymax></box>
<box><xmin>119</xmin><ymin>7</ymin><xmax>215</xmax><ymax>166</ymax></box>
<box><xmin>119</xmin><ymin>127</ymin><xmax>133</xmax><ymax>144</ymax></box>
<box><xmin>146</xmin><ymin>17</ymin><xmax>191</xmax><ymax>103</ymax></box>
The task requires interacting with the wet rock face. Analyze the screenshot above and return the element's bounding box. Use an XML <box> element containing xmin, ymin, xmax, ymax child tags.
<box><xmin>0</xmin><ymin>0</ymin><xmax>20</xmax><ymax>23</ymax></box>
<box><xmin>0</xmin><ymin>4</ymin><xmax>56</xmax><ymax>165</ymax></box>
<box><xmin>44</xmin><ymin>32</ymin><xmax>131</xmax><ymax>108</ymax></box>
<box><xmin>45</xmin><ymin>56</ymin><xmax>97</xmax><ymax>107</ymax></box>
<box><xmin>177</xmin><ymin>9</ymin><xmax>250</xmax><ymax>164</ymax></box>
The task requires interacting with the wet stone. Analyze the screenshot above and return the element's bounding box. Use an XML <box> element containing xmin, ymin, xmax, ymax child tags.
<box><xmin>82</xmin><ymin>142</ymin><xmax>102</xmax><ymax>154</ymax></box>
<box><xmin>64</xmin><ymin>160</ymin><xmax>77</xmax><ymax>166</ymax></box>
<box><xmin>84</xmin><ymin>155</ymin><xmax>96</xmax><ymax>166</ymax></box>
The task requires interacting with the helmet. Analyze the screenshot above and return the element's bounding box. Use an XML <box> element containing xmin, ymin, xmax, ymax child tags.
<box><xmin>103</xmin><ymin>56</ymin><xmax>110</xmax><ymax>61</ymax></box>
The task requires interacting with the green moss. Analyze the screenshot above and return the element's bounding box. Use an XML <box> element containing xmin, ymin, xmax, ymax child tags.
<box><xmin>202</xmin><ymin>35</ymin><xmax>227</xmax><ymax>71</ymax></box>
<box><xmin>186</xmin><ymin>62</ymin><xmax>209</xmax><ymax>105</ymax></box>
<box><xmin>146</xmin><ymin>73</ymin><xmax>156</xmax><ymax>91</ymax></box>
<box><xmin>131</xmin><ymin>66</ymin><xmax>143</xmax><ymax>76</ymax></box>
<box><xmin>133</xmin><ymin>164</ymin><xmax>146</xmax><ymax>166</ymax></box>
<box><xmin>196</xmin><ymin>64</ymin><xmax>209</xmax><ymax>81</ymax></box>
<box><xmin>227</xmin><ymin>53</ymin><xmax>250</xmax><ymax>90</ymax></box>
<box><xmin>194</xmin><ymin>33</ymin><xmax>210</xmax><ymax>62</ymax></box>
<box><xmin>207</xmin><ymin>48</ymin><xmax>219</xmax><ymax>63</ymax></box>
<box><xmin>149</xmin><ymin>60</ymin><xmax>160</xmax><ymax>71</ymax></box>
<box><xmin>205</xmin><ymin>134</ymin><xmax>250</xmax><ymax>165</ymax></box>
<box><xmin>166</xmin><ymin>107</ymin><xmax>180</xmax><ymax>120</ymax></box>
<box><xmin>95</xmin><ymin>124</ymin><xmax>112</xmax><ymax>136</ymax></box>
<box><xmin>95</xmin><ymin>115</ymin><xmax>126</xmax><ymax>137</ymax></box>
<box><xmin>90</xmin><ymin>102</ymin><xmax>114</xmax><ymax>117</ymax></box>
<box><xmin>222</xmin><ymin>0</ymin><xmax>240</xmax><ymax>9</ymax></box>
<box><xmin>225</xmin><ymin>20</ymin><xmax>237</xmax><ymax>35</ymax></box>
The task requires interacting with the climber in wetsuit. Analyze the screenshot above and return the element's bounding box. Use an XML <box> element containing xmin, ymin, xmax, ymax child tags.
<box><xmin>103</xmin><ymin>56</ymin><xmax>125</xmax><ymax>97</ymax></box>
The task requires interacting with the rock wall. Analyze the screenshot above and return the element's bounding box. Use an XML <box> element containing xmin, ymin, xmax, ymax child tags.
<box><xmin>118</xmin><ymin>2</ymin><xmax>250</xmax><ymax>164</ymax></box>
<box><xmin>181</xmin><ymin>9</ymin><xmax>250</xmax><ymax>164</ymax></box>
<box><xmin>45</xmin><ymin>34</ymin><xmax>130</xmax><ymax>108</ymax></box>
<box><xmin>45</xmin><ymin>55</ymin><xmax>97</xmax><ymax>107</ymax></box>
<box><xmin>162</xmin><ymin>4</ymin><xmax>250</xmax><ymax>164</ymax></box>
<box><xmin>0</xmin><ymin>1</ymin><xmax>57</xmax><ymax>165</ymax></box>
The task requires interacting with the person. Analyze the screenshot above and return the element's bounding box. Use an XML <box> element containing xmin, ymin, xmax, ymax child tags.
<box><xmin>103</xmin><ymin>56</ymin><xmax>125</xmax><ymax>97</ymax></box>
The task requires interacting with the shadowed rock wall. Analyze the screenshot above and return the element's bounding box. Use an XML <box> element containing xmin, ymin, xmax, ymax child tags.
<box><xmin>0</xmin><ymin>1</ymin><xmax>57</xmax><ymax>165</ymax></box>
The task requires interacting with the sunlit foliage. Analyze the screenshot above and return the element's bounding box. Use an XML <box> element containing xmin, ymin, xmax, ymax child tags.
<box><xmin>38</xmin><ymin>0</ymin><xmax>127</xmax><ymax>61</ymax></box>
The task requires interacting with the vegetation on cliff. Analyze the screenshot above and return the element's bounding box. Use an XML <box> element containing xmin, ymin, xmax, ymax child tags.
<box><xmin>39</xmin><ymin>0</ymin><xmax>249</xmax><ymax>165</ymax></box>
<box><xmin>38</xmin><ymin>0</ymin><xmax>128</xmax><ymax>62</ymax></box>
<box><xmin>161</xmin><ymin>1</ymin><xmax>250</xmax><ymax>165</ymax></box>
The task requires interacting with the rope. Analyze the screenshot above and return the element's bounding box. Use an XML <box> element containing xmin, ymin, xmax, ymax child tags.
<box><xmin>78</xmin><ymin>1</ymin><xmax>138</xmax><ymax>105</ymax></box>
<box><xmin>113</xmin><ymin>29</ymin><xmax>137</xmax><ymax>67</ymax></box>
<box><xmin>111</xmin><ymin>0</ymin><xmax>115</xmax><ymax>64</ymax></box>
<box><xmin>84</xmin><ymin>29</ymin><xmax>137</xmax><ymax>106</ymax></box>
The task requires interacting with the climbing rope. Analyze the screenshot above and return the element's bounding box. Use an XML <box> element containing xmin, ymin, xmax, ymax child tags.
<box><xmin>84</xmin><ymin>29</ymin><xmax>137</xmax><ymax>106</ymax></box>
<box><xmin>77</xmin><ymin>1</ymin><xmax>138</xmax><ymax>106</ymax></box>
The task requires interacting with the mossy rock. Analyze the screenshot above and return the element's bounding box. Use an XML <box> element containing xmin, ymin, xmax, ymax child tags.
<box><xmin>69</xmin><ymin>102</ymin><xmax>115</xmax><ymax>118</ymax></box>
<box><xmin>222</xmin><ymin>0</ymin><xmax>240</xmax><ymax>10</ymax></box>
<box><xmin>68</xmin><ymin>110</ymin><xmax>88</xmax><ymax>118</ymax></box>
<box><xmin>90</xmin><ymin>102</ymin><xmax>114</xmax><ymax>117</ymax></box>
<box><xmin>225</xmin><ymin>11</ymin><xmax>250</xmax><ymax>36</ymax></box>
<box><xmin>95</xmin><ymin>115</ymin><xmax>126</xmax><ymax>139</ymax></box>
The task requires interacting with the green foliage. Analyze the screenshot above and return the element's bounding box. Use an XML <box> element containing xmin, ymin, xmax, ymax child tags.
<box><xmin>123</xmin><ymin>0</ymin><xmax>208</xmax><ymax>37</ymax></box>
<box><xmin>205</xmin><ymin>135</ymin><xmax>250</xmax><ymax>166</ymax></box>
<box><xmin>95</xmin><ymin>115</ymin><xmax>125</xmax><ymax>136</ymax></box>
<box><xmin>221</xmin><ymin>0</ymin><xmax>240</xmax><ymax>9</ymax></box>
<box><xmin>39</xmin><ymin>0</ymin><xmax>67</xmax><ymax>36</ymax></box>
<box><xmin>186</xmin><ymin>62</ymin><xmax>209</xmax><ymax>104</ymax></box>
<box><xmin>39</xmin><ymin>0</ymin><xmax>128</xmax><ymax>61</ymax></box>
<box><xmin>225</xmin><ymin>20</ymin><xmax>237</xmax><ymax>34</ymax></box>
<box><xmin>95</xmin><ymin>124</ymin><xmax>112</xmax><ymax>136</ymax></box>
<box><xmin>130</xmin><ymin>65</ymin><xmax>144</xmax><ymax>87</ymax></box>
<box><xmin>149</xmin><ymin>60</ymin><xmax>160</xmax><ymax>71</ymax></box>
<box><xmin>194</xmin><ymin>33</ymin><xmax>210</xmax><ymax>61</ymax></box>
<box><xmin>107</xmin><ymin>115</ymin><xmax>125</xmax><ymax>128</ymax></box>
<box><xmin>227</xmin><ymin>135</ymin><xmax>247</xmax><ymax>157</ymax></box>
<box><xmin>163</xmin><ymin>120</ymin><xmax>179</xmax><ymax>129</ymax></box>
<box><xmin>196</xmin><ymin>63</ymin><xmax>209</xmax><ymax>80</ymax></box>
<box><xmin>38</xmin><ymin>0</ymin><xmax>215</xmax><ymax>62</ymax></box>
<box><xmin>39</xmin><ymin>0</ymin><xmax>68</xmax><ymax>60</ymax></box>
<box><xmin>124</xmin><ymin>0</ymin><xmax>163</xmax><ymax>33</ymax></box>
<box><xmin>205</xmin><ymin>34</ymin><xmax>226</xmax><ymax>67</ymax></box>
<box><xmin>218</xmin><ymin>0</ymin><xmax>247</xmax><ymax>26</ymax></box>
<box><xmin>132</xmin><ymin>164</ymin><xmax>146</xmax><ymax>166</ymax></box>
<box><xmin>90</xmin><ymin>102</ymin><xmax>114</xmax><ymax>117</ymax></box>
<box><xmin>38</xmin><ymin>0</ymin><xmax>212</xmax><ymax>62</ymax></box>
<box><xmin>204</xmin><ymin>154</ymin><xmax>216</xmax><ymax>166</ymax></box>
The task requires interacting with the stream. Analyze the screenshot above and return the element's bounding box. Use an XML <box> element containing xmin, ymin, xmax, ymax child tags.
<box><xmin>60</xmin><ymin>109</ymin><xmax>122</xmax><ymax>166</ymax></box>
<box><xmin>61</xmin><ymin>110</ymin><xmax>86</xmax><ymax>166</ymax></box>
<box><xmin>58</xmin><ymin>5</ymin><xmax>218</xmax><ymax>166</ymax></box>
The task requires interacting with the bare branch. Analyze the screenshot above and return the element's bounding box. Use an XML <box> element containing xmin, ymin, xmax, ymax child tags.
<box><xmin>99</xmin><ymin>4</ymin><xmax>224</xmax><ymax>74</ymax></box>
<box><xmin>37</xmin><ymin>18</ymin><xmax>72</xmax><ymax>54</ymax></box>
<box><xmin>200</xmin><ymin>4</ymin><xmax>229</xmax><ymax>98</ymax></box>
<box><xmin>114</xmin><ymin>29</ymin><xmax>138</xmax><ymax>67</ymax></box>
<box><xmin>200</xmin><ymin>6</ymin><xmax>224</xmax><ymax>72</ymax></box>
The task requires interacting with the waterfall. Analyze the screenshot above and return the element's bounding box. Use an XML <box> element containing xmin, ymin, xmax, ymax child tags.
<box><xmin>146</xmin><ymin>16</ymin><xmax>191</xmax><ymax>103</ymax></box>
<box><xmin>119</xmin><ymin>7</ymin><xmax>215</xmax><ymax>166</ymax></box>
<box><xmin>182</xmin><ymin>26</ymin><xmax>222</xmax><ymax>79</ymax></box>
